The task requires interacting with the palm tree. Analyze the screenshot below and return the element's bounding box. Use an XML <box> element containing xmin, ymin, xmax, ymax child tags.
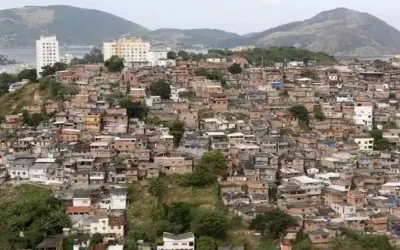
<box><xmin>46</xmin><ymin>206</ymin><xmax>71</xmax><ymax>232</ymax></box>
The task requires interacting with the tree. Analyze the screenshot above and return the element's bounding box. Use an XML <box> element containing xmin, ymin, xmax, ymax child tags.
<box><xmin>84</xmin><ymin>48</ymin><xmax>104</xmax><ymax>63</ymax></box>
<box><xmin>126</xmin><ymin>230</ymin><xmax>154</xmax><ymax>250</ymax></box>
<box><xmin>195</xmin><ymin>68</ymin><xmax>209</xmax><ymax>77</ymax></box>
<box><xmin>40</xmin><ymin>65</ymin><xmax>55</xmax><ymax>77</ymax></box>
<box><xmin>191</xmin><ymin>53</ymin><xmax>205</xmax><ymax>61</ymax></box>
<box><xmin>0</xmin><ymin>72</ymin><xmax>19</xmax><ymax>96</ymax></box>
<box><xmin>91</xmin><ymin>233</ymin><xmax>104</xmax><ymax>244</ymax></box>
<box><xmin>178</xmin><ymin>51</ymin><xmax>190</xmax><ymax>61</ymax></box>
<box><xmin>196</xmin><ymin>237</ymin><xmax>218</xmax><ymax>250</ymax></box>
<box><xmin>194</xmin><ymin>68</ymin><xmax>224</xmax><ymax>81</ymax></box>
<box><xmin>145</xmin><ymin>116</ymin><xmax>161</xmax><ymax>125</ymax></box>
<box><xmin>237</xmin><ymin>47</ymin><xmax>335</xmax><ymax>67</ymax></box>
<box><xmin>250</xmin><ymin>210</ymin><xmax>297</xmax><ymax>238</ymax></box>
<box><xmin>150</xmin><ymin>80</ymin><xmax>170</xmax><ymax>100</ymax></box>
<box><xmin>119</xmin><ymin>96</ymin><xmax>148</xmax><ymax>119</ymax></box>
<box><xmin>208</xmin><ymin>49</ymin><xmax>234</xmax><ymax>56</ymax></box>
<box><xmin>18</xmin><ymin>69</ymin><xmax>37</xmax><ymax>83</ymax></box>
<box><xmin>155</xmin><ymin>202</ymin><xmax>193</xmax><ymax>235</ymax></box>
<box><xmin>148</xmin><ymin>177</ymin><xmax>166</xmax><ymax>201</ymax></box>
<box><xmin>371</xmin><ymin>126</ymin><xmax>391</xmax><ymax>151</ymax></box>
<box><xmin>167</xmin><ymin>51</ymin><xmax>177</xmax><ymax>60</ymax></box>
<box><xmin>389</xmin><ymin>92</ymin><xmax>397</xmax><ymax>99</ymax></box>
<box><xmin>63</xmin><ymin>237</ymin><xmax>74</xmax><ymax>250</ymax></box>
<box><xmin>314</xmin><ymin>106</ymin><xmax>325</xmax><ymax>121</ymax></box>
<box><xmin>301</xmin><ymin>68</ymin><xmax>317</xmax><ymax>80</ymax></box>
<box><xmin>200</xmin><ymin>151</ymin><xmax>227</xmax><ymax>176</ymax></box>
<box><xmin>192</xmin><ymin>212</ymin><xmax>229</xmax><ymax>239</ymax></box>
<box><xmin>105</xmin><ymin>55</ymin><xmax>125</xmax><ymax>72</ymax></box>
<box><xmin>289</xmin><ymin>105</ymin><xmax>309</xmax><ymax>128</ymax></box>
<box><xmin>227</xmin><ymin>63</ymin><xmax>242</xmax><ymax>74</ymax></box>
<box><xmin>169</xmin><ymin>120</ymin><xmax>185</xmax><ymax>147</ymax></box>
<box><xmin>207</xmin><ymin>69</ymin><xmax>223</xmax><ymax>81</ymax></box>
<box><xmin>70</xmin><ymin>57</ymin><xmax>85</xmax><ymax>66</ymax></box>
<box><xmin>22</xmin><ymin>110</ymin><xmax>53</xmax><ymax>127</ymax></box>
<box><xmin>53</xmin><ymin>62</ymin><xmax>67</xmax><ymax>72</ymax></box>
<box><xmin>166</xmin><ymin>202</ymin><xmax>192</xmax><ymax>229</ymax></box>
<box><xmin>2</xmin><ymin>194</ymin><xmax>70</xmax><ymax>250</ymax></box>
<box><xmin>375</xmin><ymin>138</ymin><xmax>390</xmax><ymax>151</ymax></box>
<box><xmin>339</xmin><ymin>229</ymin><xmax>394</xmax><ymax>250</ymax></box>
<box><xmin>40</xmin><ymin>62</ymin><xmax>67</xmax><ymax>77</ymax></box>
<box><xmin>179</xmin><ymin>167</ymin><xmax>216</xmax><ymax>187</ymax></box>
<box><xmin>294</xmin><ymin>238</ymin><xmax>312</xmax><ymax>250</ymax></box>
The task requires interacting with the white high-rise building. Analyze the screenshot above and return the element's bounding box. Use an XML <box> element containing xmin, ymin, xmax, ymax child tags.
<box><xmin>36</xmin><ymin>36</ymin><xmax>60</xmax><ymax>77</ymax></box>
<box><xmin>103</xmin><ymin>37</ymin><xmax>150</xmax><ymax>62</ymax></box>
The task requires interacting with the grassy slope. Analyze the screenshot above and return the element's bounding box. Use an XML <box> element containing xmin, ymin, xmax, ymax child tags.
<box><xmin>0</xmin><ymin>83</ymin><xmax>50</xmax><ymax>117</ymax></box>
<box><xmin>0</xmin><ymin>184</ymin><xmax>53</xmax><ymax>248</ymax></box>
<box><xmin>127</xmin><ymin>176</ymin><xmax>264</xmax><ymax>250</ymax></box>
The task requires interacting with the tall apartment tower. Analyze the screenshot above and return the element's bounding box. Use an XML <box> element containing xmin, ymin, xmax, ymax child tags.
<box><xmin>103</xmin><ymin>37</ymin><xmax>150</xmax><ymax>62</ymax></box>
<box><xmin>36</xmin><ymin>36</ymin><xmax>60</xmax><ymax>78</ymax></box>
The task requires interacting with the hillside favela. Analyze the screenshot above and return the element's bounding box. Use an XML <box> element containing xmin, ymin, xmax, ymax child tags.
<box><xmin>4</xmin><ymin>1</ymin><xmax>400</xmax><ymax>250</ymax></box>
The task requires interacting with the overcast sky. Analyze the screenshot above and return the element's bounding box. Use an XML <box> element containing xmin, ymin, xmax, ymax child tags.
<box><xmin>2</xmin><ymin>0</ymin><xmax>400</xmax><ymax>34</ymax></box>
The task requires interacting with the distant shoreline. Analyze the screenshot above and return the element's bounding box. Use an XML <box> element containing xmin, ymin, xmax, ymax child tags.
<box><xmin>0</xmin><ymin>47</ymin><xmax>92</xmax><ymax>66</ymax></box>
<box><xmin>0</xmin><ymin>45</ymin><xmax>95</xmax><ymax>50</ymax></box>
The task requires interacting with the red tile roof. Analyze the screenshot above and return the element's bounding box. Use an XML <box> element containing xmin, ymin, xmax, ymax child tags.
<box><xmin>66</xmin><ymin>206</ymin><xmax>91</xmax><ymax>214</ymax></box>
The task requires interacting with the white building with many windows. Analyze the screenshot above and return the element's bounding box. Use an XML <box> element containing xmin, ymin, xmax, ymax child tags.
<box><xmin>354</xmin><ymin>105</ymin><xmax>373</xmax><ymax>128</ymax></box>
<box><xmin>353</xmin><ymin>137</ymin><xmax>374</xmax><ymax>151</ymax></box>
<box><xmin>36</xmin><ymin>36</ymin><xmax>60</xmax><ymax>78</ymax></box>
<box><xmin>157</xmin><ymin>232</ymin><xmax>195</xmax><ymax>250</ymax></box>
<box><xmin>103</xmin><ymin>37</ymin><xmax>150</xmax><ymax>62</ymax></box>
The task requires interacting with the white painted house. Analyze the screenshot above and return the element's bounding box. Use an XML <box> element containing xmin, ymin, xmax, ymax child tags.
<box><xmin>29</xmin><ymin>162</ymin><xmax>53</xmax><ymax>183</ymax></box>
<box><xmin>290</xmin><ymin>176</ymin><xmax>323</xmax><ymax>196</ymax></box>
<box><xmin>170</xmin><ymin>86</ymin><xmax>187</xmax><ymax>102</ymax></box>
<box><xmin>331</xmin><ymin>202</ymin><xmax>356</xmax><ymax>219</ymax></box>
<box><xmin>90</xmin><ymin>215</ymin><xmax>109</xmax><ymax>235</ymax></box>
<box><xmin>354</xmin><ymin>105</ymin><xmax>373</xmax><ymax>128</ymax></box>
<box><xmin>72</xmin><ymin>189</ymin><xmax>91</xmax><ymax>207</ymax></box>
<box><xmin>157</xmin><ymin>232</ymin><xmax>195</xmax><ymax>250</ymax></box>
<box><xmin>111</xmin><ymin>188</ymin><xmax>128</xmax><ymax>210</ymax></box>
<box><xmin>353</xmin><ymin>137</ymin><xmax>374</xmax><ymax>151</ymax></box>
<box><xmin>7</xmin><ymin>156</ymin><xmax>36</xmax><ymax>180</ymax></box>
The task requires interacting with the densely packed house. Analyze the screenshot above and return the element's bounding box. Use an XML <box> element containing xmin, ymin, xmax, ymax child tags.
<box><xmin>6</xmin><ymin>53</ymin><xmax>400</xmax><ymax>249</ymax></box>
